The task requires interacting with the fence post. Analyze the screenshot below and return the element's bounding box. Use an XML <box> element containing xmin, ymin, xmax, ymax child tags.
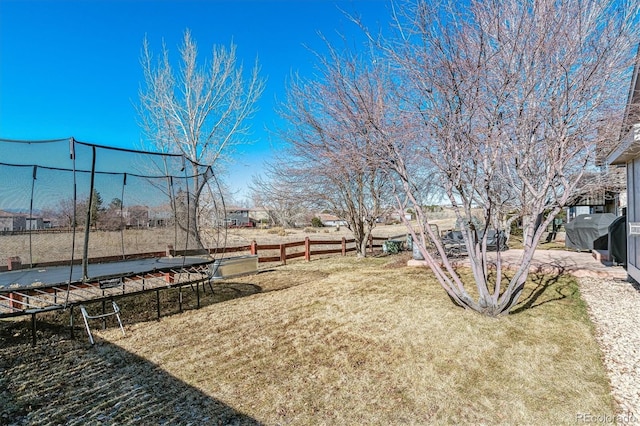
<box><xmin>250</xmin><ymin>240</ymin><xmax>258</xmax><ymax>256</ymax></box>
<box><xmin>280</xmin><ymin>243</ymin><xmax>287</xmax><ymax>265</ymax></box>
<box><xmin>7</xmin><ymin>256</ymin><xmax>22</xmax><ymax>270</ymax></box>
<box><xmin>341</xmin><ymin>237</ymin><xmax>346</xmax><ymax>256</ymax></box>
<box><xmin>305</xmin><ymin>237</ymin><xmax>311</xmax><ymax>261</ymax></box>
<box><xmin>369</xmin><ymin>234</ymin><xmax>373</xmax><ymax>254</ymax></box>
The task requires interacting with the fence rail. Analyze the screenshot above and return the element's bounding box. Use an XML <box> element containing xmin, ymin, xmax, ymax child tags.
<box><xmin>0</xmin><ymin>228</ymin><xmax>72</xmax><ymax>236</ymax></box>
<box><xmin>0</xmin><ymin>234</ymin><xmax>408</xmax><ymax>272</ymax></box>
<box><xmin>232</xmin><ymin>234</ymin><xmax>407</xmax><ymax>265</ymax></box>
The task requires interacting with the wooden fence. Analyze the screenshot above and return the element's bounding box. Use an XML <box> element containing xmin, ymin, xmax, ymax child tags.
<box><xmin>210</xmin><ymin>234</ymin><xmax>407</xmax><ymax>265</ymax></box>
<box><xmin>0</xmin><ymin>234</ymin><xmax>408</xmax><ymax>272</ymax></box>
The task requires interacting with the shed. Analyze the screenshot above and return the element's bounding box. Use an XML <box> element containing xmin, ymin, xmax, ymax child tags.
<box><xmin>565</xmin><ymin>213</ymin><xmax>616</xmax><ymax>251</ymax></box>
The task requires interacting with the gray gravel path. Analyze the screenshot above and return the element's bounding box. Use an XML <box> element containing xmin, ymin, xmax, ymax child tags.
<box><xmin>579</xmin><ymin>275</ymin><xmax>640</xmax><ymax>419</ymax></box>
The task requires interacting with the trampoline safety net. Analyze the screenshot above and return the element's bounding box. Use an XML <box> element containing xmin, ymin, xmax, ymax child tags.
<box><xmin>0</xmin><ymin>138</ymin><xmax>226</xmax><ymax>270</ymax></box>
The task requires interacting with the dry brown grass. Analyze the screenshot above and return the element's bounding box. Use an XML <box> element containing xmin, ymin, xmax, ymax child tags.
<box><xmin>93</xmin><ymin>258</ymin><xmax>614</xmax><ymax>423</ymax></box>
<box><xmin>1</xmin><ymin>250</ymin><xmax>614</xmax><ymax>424</ymax></box>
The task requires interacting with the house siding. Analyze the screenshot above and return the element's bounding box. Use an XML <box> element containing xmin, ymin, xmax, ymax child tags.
<box><xmin>606</xmin><ymin>46</ymin><xmax>640</xmax><ymax>281</ymax></box>
<box><xmin>0</xmin><ymin>215</ymin><xmax>26</xmax><ymax>232</ymax></box>
<box><xmin>629</xmin><ymin>156</ymin><xmax>640</xmax><ymax>281</ymax></box>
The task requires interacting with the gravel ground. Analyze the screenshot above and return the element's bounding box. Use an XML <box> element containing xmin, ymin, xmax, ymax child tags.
<box><xmin>579</xmin><ymin>275</ymin><xmax>640</xmax><ymax>420</ymax></box>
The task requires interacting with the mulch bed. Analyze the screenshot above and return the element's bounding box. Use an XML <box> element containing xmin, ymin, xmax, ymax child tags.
<box><xmin>0</xmin><ymin>284</ymin><xmax>263</xmax><ymax>425</ymax></box>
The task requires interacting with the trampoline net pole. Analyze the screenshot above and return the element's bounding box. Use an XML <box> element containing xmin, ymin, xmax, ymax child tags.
<box><xmin>28</xmin><ymin>165</ymin><xmax>37</xmax><ymax>267</ymax></box>
<box><xmin>119</xmin><ymin>173</ymin><xmax>127</xmax><ymax>259</ymax></box>
<box><xmin>66</xmin><ymin>138</ymin><xmax>78</xmax><ymax>308</ymax></box>
<box><xmin>82</xmin><ymin>145</ymin><xmax>97</xmax><ymax>280</ymax></box>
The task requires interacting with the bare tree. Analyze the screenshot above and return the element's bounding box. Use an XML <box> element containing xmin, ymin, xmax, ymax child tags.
<box><xmin>249</xmin><ymin>174</ymin><xmax>307</xmax><ymax>228</ymax></box>
<box><xmin>270</xmin><ymin>41</ymin><xmax>394</xmax><ymax>256</ymax></box>
<box><xmin>57</xmin><ymin>198</ymin><xmax>76</xmax><ymax>229</ymax></box>
<box><xmin>371</xmin><ymin>0</ymin><xmax>640</xmax><ymax>315</ymax></box>
<box><xmin>138</xmin><ymin>29</ymin><xmax>265</xmax><ymax>248</ymax></box>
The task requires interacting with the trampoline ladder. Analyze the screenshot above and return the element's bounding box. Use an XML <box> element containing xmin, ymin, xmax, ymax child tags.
<box><xmin>79</xmin><ymin>301</ymin><xmax>125</xmax><ymax>345</ymax></box>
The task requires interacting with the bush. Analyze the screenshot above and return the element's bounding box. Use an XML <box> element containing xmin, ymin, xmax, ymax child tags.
<box><xmin>267</xmin><ymin>227</ymin><xmax>287</xmax><ymax>236</ymax></box>
<box><xmin>311</xmin><ymin>217</ymin><xmax>324</xmax><ymax>228</ymax></box>
<box><xmin>510</xmin><ymin>220</ymin><xmax>523</xmax><ymax>237</ymax></box>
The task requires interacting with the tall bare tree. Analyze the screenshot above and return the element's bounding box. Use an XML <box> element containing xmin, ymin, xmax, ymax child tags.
<box><xmin>138</xmin><ymin>29</ymin><xmax>265</xmax><ymax>248</ymax></box>
<box><xmin>249</xmin><ymin>174</ymin><xmax>307</xmax><ymax>228</ymax></box>
<box><xmin>269</xmin><ymin>41</ymin><xmax>393</xmax><ymax>256</ymax></box>
<box><xmin>370</xmin><ymin>0</ymin><xmax>640</xmax><ymax>315</ymax></box>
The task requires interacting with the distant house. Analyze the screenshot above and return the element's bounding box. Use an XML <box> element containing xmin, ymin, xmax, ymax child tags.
<box><xmin>565</xmin><ymin>167</ymin><xmax>626</xmax><ymax>222</ymax></box>
<box><xmin>0</xmin><ymin>210</ymin><xmax>26</xmax><ymax>232</ymax></box>
<box><xmin>249</xmin><ymin>207</ymin><xmax>270</xmax><ymax>224</ymax></box>
<box><xmin>148</xmin><ymin>205</ymin><xmax>172</xmax><ymax>228</ymax></box>
<box><xmin>25</xmin><ymin>217</ymin><xmax>45</xmax><ymax>230</ymax></box>
<box><xmin>377</xmin><ymin>210</ymin><xmax>412</xmax><ymax>224</ymax></box>
<box><xmin>112</xmin><ymin>205</ymin><xmax>151</xmax><ymax>228</ymax></box>
<box><xmin>0</xmin><ymin>212</ymin><xmax>45</xmax><ymax>231</ymax></box>
<box><xmin>318</xmin><ymin>213</ymin><xmax>348</xmax><ymax>227</ymax></box>
<box><xmin>225</xmin><ymin>207</ymin><xmax>255</xmax><ymax>227</ymax></box>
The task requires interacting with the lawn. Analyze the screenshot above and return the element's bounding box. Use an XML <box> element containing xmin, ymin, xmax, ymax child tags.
<box><xmin>1</xmin><ymin>254</ymin><xmax>613</xmax><ymax>424</ymax></box>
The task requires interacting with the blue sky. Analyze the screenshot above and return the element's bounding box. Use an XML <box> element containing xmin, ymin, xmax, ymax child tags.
<box><xmin>0</xmin><ymin>0</ymin><xmax>392</xmax><ymax>200</ymax></box>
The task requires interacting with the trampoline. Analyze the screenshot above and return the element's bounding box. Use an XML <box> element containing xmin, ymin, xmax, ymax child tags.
<box><xmin>0</xmin><ymin>138</ymin><xmax>229</xmax><ymax>343</ymax></box>
<box><xmin>0</xmin><ymin>257</ymin><xmax>213</xmax><ymax>291</ymax></box>
<box><xmin>0</xmin><ymin>256</ymin><xmax>214</xmax><ymax>316</ymax></box>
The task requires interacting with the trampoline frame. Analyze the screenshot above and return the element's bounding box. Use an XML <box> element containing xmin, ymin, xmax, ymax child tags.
<box><xmin>0</xmin><ymin>255</ymin><xmax>217</xmax><ymax>345</ymax></box>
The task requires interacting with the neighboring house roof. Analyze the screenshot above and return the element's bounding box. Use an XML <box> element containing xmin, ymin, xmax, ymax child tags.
<box><xmin>318</xmin><ymin>213</ymin><xmax>346</xmax><ymax>223</ymax></box>
<box><xmin>568</xmin><ymin>167</ymin><xmax>627</xmax><ymax>206</ymax></box>
<box><xmin>0</xmin><ymin>210</ymin><xmax>24</xmax><ymax>217</ymax></box>
<box><xmin>607</xmin><ymin>45</ymin><xmax>640</xmax><ymax>165</ymax></box>
<box><xmin>621</xmin><ymin>45</ymin><xmax>640</xmax><ymax>135</ymax></box>
<box><xmin>608</xmin><ymin>124</ymin><xmax>640</xmax><ymax>165</ymax></box>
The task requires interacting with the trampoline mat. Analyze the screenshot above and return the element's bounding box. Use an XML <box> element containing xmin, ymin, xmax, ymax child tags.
<box><xmin>0</xmin><ymin>256</ymin><xmax>213</xmax><ymax>291</ymax></box>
